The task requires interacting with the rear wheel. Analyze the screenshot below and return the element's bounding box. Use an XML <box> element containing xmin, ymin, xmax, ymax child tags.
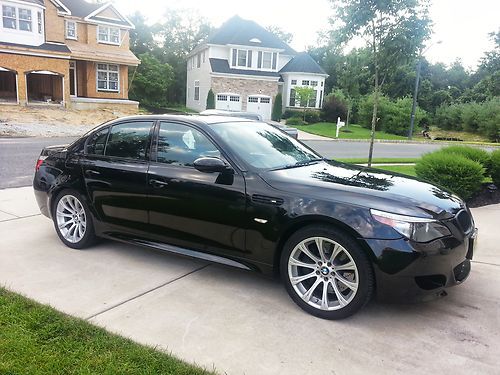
<box><xmin>281</xmin><ymin>225</ymin><xmax>374</xmax><ymax>319</ymax></box>
<box><xmin>53</xmin><ymin>190</ymin><xmax>96</xmax><ymax>249</ymax></box>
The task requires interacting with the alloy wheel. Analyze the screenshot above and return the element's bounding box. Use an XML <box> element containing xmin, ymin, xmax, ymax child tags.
<box><xmin>55</xmin><ymin>195</ymin><xmax>87</xmax><ymax>244</ymax></box>
<box><xmin>288</xmin><ymin>236</ymin><xmax>359</xmax><ymax>311</ymax></box>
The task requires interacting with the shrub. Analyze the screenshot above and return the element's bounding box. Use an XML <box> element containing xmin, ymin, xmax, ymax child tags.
<box><xmin>439</xmin><ymin>145</ymin><xmax>491</xmax><ymax>172</ymax></box>
<box><xmin>304</xmin><ymin>110</ymin><xmax>321</xmax><ymax>124</ymax></box>
<box><xmin>490</xmin><ymin>150</ymin><xmax>500</xmax><ymax>187</ymax></box>
<box><xmin>434</xmin><ymin>103</ymin><xmax>463</xmax><ymax>131</ymax></box>
<box><xmin>415</xmin><ymin>152</ymin><xmax>484</xmax><ymax>200</ymax></box>
<box><xmin>282</xmin><ymin>109</ymin><xmax>302</xmax><ymax>119</ymax></box>
<box><xmin>271</xmin><ymin>93</ymin><xmax>283</xmax><ymax>121</ymax></box>
<box><xmin>286</xmin><ymin>117</ymin><xmax>306</xmax><ymax>126</ymax></box>
<box><xmin>206</xmin><ymin>89</ymin><xmax>215</xmax><ymax>109</ymax></box>
<box><xmin>321</xmin><ymin>93</ymin><xmax>348</xmax><ymax>122</ymax></box>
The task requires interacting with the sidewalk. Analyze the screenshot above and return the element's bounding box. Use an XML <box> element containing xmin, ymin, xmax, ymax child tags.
<box><xmin>1</xmin><ymin>187</ymin><xmax>499</xmax><ymax>375</ymax></box>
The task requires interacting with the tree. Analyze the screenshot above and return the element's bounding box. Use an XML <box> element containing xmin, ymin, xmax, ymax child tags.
<box><xmin>272</xmin><ymin>93</ymin><xmax>283</xmax><ymax>121</ymax></box>
<box><xmin>266</xmin><ymin>25</ymin><xmax>293</xmax><ymax>44</ymax></box>
<box><xmin>206</xmin><ymin>89</ymin><xmax>215</xmax><ymax>109</ymax></box>
<box><xmin>294</xmin><ymin>86</ymin><xmax>316</xmax><ymax>120</ymax></box>
<box><xmin>129</xmin><ymin>53</ymin><xmax>174</xmax><ymax>108</ymax></box>
<box><xmin>330</xmin><ymin>0</ymin><xmax>431</xmax><ymax>165</ymax></box>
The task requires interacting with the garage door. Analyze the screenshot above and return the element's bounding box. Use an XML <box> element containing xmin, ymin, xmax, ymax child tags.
<box><xmin>216</xmin><ymin>93</ymin><xmax>241</xmax><ymax>111</ymax></box>
<box><xmin>247</xmin><ymin>95</ymin><xmax>272</xmax><ymax>120</ymax></box>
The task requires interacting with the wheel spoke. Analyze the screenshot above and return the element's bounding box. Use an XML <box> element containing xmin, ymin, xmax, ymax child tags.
<box><xmin>331</xmin><ymin>278</ymin><xmax>348</xmax><ymax>307</ymax></box>
<box><xmin>299</xmin><ymin>243</ymin><xmax>320</xmax><ymax>263</ymax></box>
<box><xmin>290</xmin><ymin>271</ymin><xmax>317</xmax><ymax>285</ymax></box>
<box><xmin>61</xmin><ymin>200</ymin><xmax>74</xmax><ymax>213</ymax></box>
<box><xmin>315</xmin><ymin>237</ymin><xmax>328</xmax><ymax>262</ymax></box>
<box><xmin>321</xmin><ymin>280</ymin><xmax>330</xmax><ymax>309</ymax></box>
<box><xmin>335</xmin><ymin>261</ymin><xmax>356</xmax><ymax>271</ymax></box>
<box><xmin>59</xmin><ymin>219</ymin><xmax>74</xmax><ymax>229</ymax></box>
<box><xmin>329</xmin><ymin>244</ymin><xmax>342</xmax><ymax>263</ymax></box>
<box><xmin>289</xmin><ymin>257</ymin><xmax>316</xmax><ymax>269</ymax></box>
<box><xmin>78</xmin><ymin>223</ymin><xmax>84</xmax><ymax>238</ymax></box>
<box><xmin>302</xmin><ymin>277</ymin><xmax>321</xmax><ymax>302</ymax></box>
<box><xmin>335</xmin><ymin>274</ymin><xmax>358</xmax><ymax>292</ymax></box>
<box><xmin>57</xmin><ymin>211</ymin><xmax>73</xmax><ymax>218</ymax></box>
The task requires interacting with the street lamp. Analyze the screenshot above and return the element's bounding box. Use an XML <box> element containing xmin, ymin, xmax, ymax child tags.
<box><xmin>408</xmin><ymin>40</ymin><xmax>442</xmax><ymax>140</ymax></box>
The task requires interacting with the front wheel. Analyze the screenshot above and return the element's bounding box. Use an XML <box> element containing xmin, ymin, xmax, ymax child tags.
<box><xmin>52</xmin><ymin>190</ymin><xmax>96</xmax><ymax>249</ymax></box>
<box><xmin>280</xmin><ymin>225</ymin><xmax>374</xmax><ymax>319</ymax></box>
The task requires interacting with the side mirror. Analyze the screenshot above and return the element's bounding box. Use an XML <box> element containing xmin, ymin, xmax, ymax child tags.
<box><xmin>193</xmin><ymin>157</ymin><xmax>232</xmax><ymax>173</ymax></box>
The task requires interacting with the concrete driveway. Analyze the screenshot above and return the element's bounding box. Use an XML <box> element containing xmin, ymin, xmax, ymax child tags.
<box><xmin>1</xmin><ymin>187</ymin><xmax>499</xmax><ymax>374</ymax></box>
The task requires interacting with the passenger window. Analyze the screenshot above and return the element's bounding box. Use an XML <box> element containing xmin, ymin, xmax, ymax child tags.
<box><xmin>86</xmin><ymin>127</ymin><xmax>109</xmax><ymax>155</ymax></box>
<box><xmin>105</xmin><ymin>122</ymin><xmax>153</xmax><ymax>160</ymax></box>
<box><xmin>157</xmin><ymin>122</ymin><xmax>221</xmax><ymax>166</ymax></box>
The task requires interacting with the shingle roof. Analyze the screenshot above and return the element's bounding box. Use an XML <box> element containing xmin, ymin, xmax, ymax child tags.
<box><xmin>0</xmin><ymin>41</ymin><xmax>70</xmax><ymax>53</ymax></box>
<box><xmin>206</xmin><ymin>15</ymin><xmax>296</xmax><ymax>55</ymax></box>
<box><xmin>279</xmin><ymin>52</ymin><xmax>327</xmax><ymax>75</ymax></box>
<box><xmin>21</xmin><ymin>0</ymin><xmax>44</xmax><ymax>5</ymax></box>
<box><xmin>210</xmin><ymin>58</ymin><xmax>280</xmax><ymax>78</ymax></box>
<box><xmin>58</xmin><ymin>0</ymin><xmax>101</xmax><ymax>18</ymax></box>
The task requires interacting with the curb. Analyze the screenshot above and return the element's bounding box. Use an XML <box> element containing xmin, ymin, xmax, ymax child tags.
<box><xmin>300</xmin><ymin>137</ymin><xmax>500</xmax><ymax>147</ymax></box>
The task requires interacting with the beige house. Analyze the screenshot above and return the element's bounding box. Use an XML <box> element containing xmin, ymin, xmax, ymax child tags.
<box><xmin>0</xmin><ymin>0</ymin><xmax>139</xmax><ymax>110</ymax></box>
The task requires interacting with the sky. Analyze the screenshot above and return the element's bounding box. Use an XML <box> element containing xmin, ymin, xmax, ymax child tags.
<box><xmin>115</xmin><ymin>0</ymin><xmax>500</xmax><ymax>70</ymax></box>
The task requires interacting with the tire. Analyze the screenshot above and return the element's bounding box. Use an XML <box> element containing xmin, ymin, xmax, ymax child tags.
<box><xmin>52</xmin><ymin>189</ymin><xmax>96</xmax><ymax>249</ymax></box>
<box><xmin>280</xmin><ymin>225</ymin><xmax>374</xmax><ymax>319</ymax></box>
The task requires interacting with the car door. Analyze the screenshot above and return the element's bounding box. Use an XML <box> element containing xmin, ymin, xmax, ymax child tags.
<box><xmin>81</xmin><ymin>120</ymin><xmax>154</xmax><ymax>236</ymax></box>
<box><xmin>146</xmin><ymin>120</ymin><xmax>247</xmax><ymax>258</ymax></box>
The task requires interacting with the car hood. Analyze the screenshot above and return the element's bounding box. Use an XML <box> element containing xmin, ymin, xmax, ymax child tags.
<box><xmin>260</xmin><ymin>160</ymin><xmax>464</xmax><ymax>219</ymax></box>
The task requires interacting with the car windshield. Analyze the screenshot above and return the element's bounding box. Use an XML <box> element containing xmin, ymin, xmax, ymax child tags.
<box><xmin>208</xmin><ymin>121</ymin><xmax>322</xmax><ymax>170</ymax></box>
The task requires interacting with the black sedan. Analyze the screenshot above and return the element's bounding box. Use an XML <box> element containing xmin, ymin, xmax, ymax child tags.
<box><xmin>33</xmin><ymin>115</ymin><xmax>477</xmax><ymax>319</ymax></box>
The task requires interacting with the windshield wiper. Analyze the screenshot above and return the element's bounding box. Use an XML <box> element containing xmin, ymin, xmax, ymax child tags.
<box><xmin>271</xmin><ymin>158</ymin><xmax>324</xmax><ymax>171</ymax></box>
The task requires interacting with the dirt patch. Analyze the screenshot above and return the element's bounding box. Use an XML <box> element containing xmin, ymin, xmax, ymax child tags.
<box><xmin>0</xmin><ymin>105</ymin><xmax>141</xmax><ymax>137</ymax></box>
<box><xmin>467</xmin><ymin>184</ymin><xmax>500</xmax><ymax>208</ymax></box>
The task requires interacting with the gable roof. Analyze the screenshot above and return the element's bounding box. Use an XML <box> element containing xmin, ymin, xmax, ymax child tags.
<box><xmin>58</xmin><ymin>0</ymin><xmax>100</xmax><ymax>17</ymax></box>
<box><xmin>209</xmin><ymin>58</ymin><xmax>280</xmax><ymax>78</ymax></box>
<box><xmin>279</xmin><ymin>52</ymin><xmax>327</xmax><ymax>75</ymax></box>
<box><xmin>57</xmin><ymin>0</ymin><xmax>134</xmax><ymax>28</ymax></box>
<box><xmin>205</xmin><ymin>15</ymin><xmax>296</xmax><ymax>55</ymax></box>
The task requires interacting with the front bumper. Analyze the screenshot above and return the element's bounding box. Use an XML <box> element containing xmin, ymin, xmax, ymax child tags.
<box><xmin>365</xmin><ymin>227</ymin><xmax>477</xmax><ymax>302</ymax></box>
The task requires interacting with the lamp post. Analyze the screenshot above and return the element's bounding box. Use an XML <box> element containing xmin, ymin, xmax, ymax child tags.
<box><xmin>408</xmin><ymin>41</ymin><xmax>442</xmax><ymax>140</ymax></box>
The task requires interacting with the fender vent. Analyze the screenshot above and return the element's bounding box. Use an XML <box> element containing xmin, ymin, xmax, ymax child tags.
<box><xmin>252</xmin><ymin>194</ymin><xmax>284</xmax><ymax>206</ymax></box>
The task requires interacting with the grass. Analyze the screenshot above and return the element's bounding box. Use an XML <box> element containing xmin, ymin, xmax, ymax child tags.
<box><xmin>372</xmin><ymin>164</ymin><xmax>417</xmax><ymax>176</ymax></box>
<box><xmin>337</xmin><ymin>157</ymin><xmax>419</xmax><ymax>164</ymax></box>
<box><xmin>296</xmin><ymin>123</ymin><xmax>408</xmax><ymax>140</ymax></box>
<box><xmin>0</xmin><ymin>287</ymin><xmax>212</xmax><ymax>375</ymax></box>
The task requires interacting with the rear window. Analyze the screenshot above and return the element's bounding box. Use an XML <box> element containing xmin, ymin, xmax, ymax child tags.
<box><xmin>86</xmin><ymin>127</ymin><xmax>109</xmax><ymax>155</ymax></box>
<box><xmin>105</xmin><ymin>122</ymin><xmax>153</xmax><ymax>160</ymax></box>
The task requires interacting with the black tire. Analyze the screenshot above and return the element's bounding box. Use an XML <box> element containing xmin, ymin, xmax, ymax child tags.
<box><xmin>280</xmin><ymin>225</ymin><xmax>374</xmax><ymax>319</ymax></box>
<box><xmin>52</xmin><ymin>189</ymin><xmax>96</xmax><ymax>249</ymax></box>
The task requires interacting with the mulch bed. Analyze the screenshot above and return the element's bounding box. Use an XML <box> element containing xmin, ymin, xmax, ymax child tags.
<box><xmin>467</xmin><ymin>183</ymin><xmax>500</xmax><ymax>208</ymax></box>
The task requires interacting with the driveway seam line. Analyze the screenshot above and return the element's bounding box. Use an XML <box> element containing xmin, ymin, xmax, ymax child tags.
<box><xmin>0</xmin><ymin>213</ymin><xmax>40</xmax><ymax>221</ymax></box>
<box><xmin>85</xmin><ymin>264</ymin><xmax>210</xmax><ymax>321</ymax></box>
<box><xmin>471</xmin><ymin>260</ymin><xmax>500</xmax><ymax>267</ymax></box>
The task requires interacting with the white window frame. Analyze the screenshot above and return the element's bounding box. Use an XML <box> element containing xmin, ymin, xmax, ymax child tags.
<box><xmin>18</xmin><ymin>7</ymin><xmax>32</xmax><ymax>32</ymax></box>
<box><xmin>262</xmin><ymin>51</ymin><xmax>272</xmax><ymax>69</ymax></box>
<box><xmin>291</xmin><ymin>79</ymin><xmax>297</xmax><ymax>85</ymax></box>
<box><xmin>311</xmin><ymin>80</ymin><xmax>318</xmax><ymax>87</ymax></box>
<box><xmin>2</xmin><ymin>5</ymin><xmax>16</xmax><ymax>29</ymax></box>
<box><xmin>65</xmin><ymin>20</ymin><xmax>77</xmax><ymax>40</ymax></box>
<box><xmin>302</xmin><ymin>80</ymin><xmax>310</xmax><ymax>86</ymax></box>
<box><xmin>96</xmin><ymin>63</ymin><xmax>120</xmax><ymax>92</ymax></box>
<box><xmin>37</xmin><ymin>11</ymin><xmax>42</xmax><ymax>34</ymax></box>
<box><xmin>194</xmin><ymin>80</ymin><xmax>200</xmax><ymax>101</ymax></box>
<box><xmin>236</xmin><ymin>49</ymin><xmax>247</xmax><ymax>67</ymax></box>
<box><xmin>97</xmin><ymin>25</ymin><xmax>120</xmax><ymax>45</ymax></box>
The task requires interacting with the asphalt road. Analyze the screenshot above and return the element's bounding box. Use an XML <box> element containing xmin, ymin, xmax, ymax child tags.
<box><xmin>0</xmin><ymin>136</ymin><xmax>491</xmax><ymax>189</ymax></box>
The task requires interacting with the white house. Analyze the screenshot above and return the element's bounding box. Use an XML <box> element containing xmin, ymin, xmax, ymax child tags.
<box><xmin>186</xmin><ymin>15</ymin><xmax>328</xmax><ymax>120</ymax></box>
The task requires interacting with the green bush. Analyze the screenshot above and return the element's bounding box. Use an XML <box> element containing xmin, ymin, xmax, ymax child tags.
<box><xmin>415</xmin><ymin>152</ymin><xmax>485</xmax><ymax>200</ymax></box>
<box><xmin>490</xmin><ymin>149</ymin><xmax>500</xmax><ymax>187</ymax></box>
<box><xmin>321</xmin><ymin>93</ymin><xmax>348</xmax><ymax>122</ymax></box>
<box><xmin>272</xmin><ymin>93</ymin><xmax>283</xmax><ymax>121</ymax></box>
<box><xmin>282</xmin><ymin>109</ymin><xmax>302</xmax><ymax>119</ymax></box>
<box><xmin>304</xmin><ymin>110</ymin><xmax>321</xmax><ymax>124</ymax></box>
<box><xmin>439</xmin><ymin>145</ymin><xmax>491</xmax><ymax>172</ymax></box>
<box><xmin>286</xmin><ymin>117</ymin><xmax>306</xmax><ymax>126</ymax></box>
<box><xmin>434</xmin><ymin>103</ymin><xmax>463</xmax><ymax>131</ymax></box>
<box><xmin>206</xmin><ymin>89</ymin><xmax>215</xmax><ymax>109</ymax></box>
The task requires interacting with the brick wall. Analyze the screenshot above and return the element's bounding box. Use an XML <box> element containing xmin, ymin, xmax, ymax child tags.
<box><xmin>44</xmin><ymin>1</ymin><xmax>64</xmax><ymax>43</ymax></box>
<box><xmin>76</xmin><ymin>61</ymin><xmax>128</xmax><ymax>99</ymax></box>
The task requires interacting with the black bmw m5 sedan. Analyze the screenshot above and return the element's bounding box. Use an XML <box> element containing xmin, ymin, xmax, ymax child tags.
<box><xmin>33</xmin><ymin>115</ymin><xmax>477</xmax><ymax>319</ymax></box>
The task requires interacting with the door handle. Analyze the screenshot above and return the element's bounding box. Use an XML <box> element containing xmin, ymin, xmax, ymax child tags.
<box><xmin>149</xmin><ymin>179</ymin><xmax>169</xmax><ymax>188</ymax></box>
<box><xmin>85</xmin><ymin>169</ymin><xmax>100</xmax><ymax>177</ymax></box>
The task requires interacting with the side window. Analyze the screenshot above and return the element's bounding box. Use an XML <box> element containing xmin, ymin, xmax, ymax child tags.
<box><xmin>105</xmin><ymin>121</ymin><xmax>153</xmax><ymax>160</ymax></box>
<box><xmin>86</xmin><ymin>127</ymin><xmax>109</xmax><ymax>155</ymax></box>
<box><xmin>157</xmin><ymin>122</ymin><xmax>221</xmax><ymax>166</ymax></box>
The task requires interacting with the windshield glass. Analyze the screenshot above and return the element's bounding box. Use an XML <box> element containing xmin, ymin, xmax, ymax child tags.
<box><xmin>208</xmin><ymin>121</ymin><xmax>322</xmax><ymax>170</ymax></box>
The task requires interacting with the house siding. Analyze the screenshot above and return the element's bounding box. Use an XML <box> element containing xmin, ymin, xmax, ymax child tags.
<box><xmin>45</xmin><ymin>1</ymin><xmax>65</xmax><ymax>43</ymax></box>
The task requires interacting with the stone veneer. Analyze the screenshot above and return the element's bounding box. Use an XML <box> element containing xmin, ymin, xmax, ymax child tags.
<box><xmin>211</xmin><ymin>76</ymin><xmax>279</xmax><ymax>110</ymax></box>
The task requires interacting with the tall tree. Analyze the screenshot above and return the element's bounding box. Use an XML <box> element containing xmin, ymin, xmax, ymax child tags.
<box><xmin>266</xmin><ymin>25</ymin><xmax>293</xmax><ymax>44</ymax></box>
<box><xmin>329</xmin><ymin>0</ymin><xmax>431</xmax><ymax>165</ymax></box>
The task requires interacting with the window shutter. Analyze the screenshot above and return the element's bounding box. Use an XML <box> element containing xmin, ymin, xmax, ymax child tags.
<box><xmin>257</xmin><ymin>51</ymin><xmax>262</xmax><ymax>69</ymax></box>
<box><xmin>232</xmin><ymin>49</ymin><xmax>237</xmax><ymax>66</ymax></box>
<box><xmin>272</xmin><ymin>52</ymin><xmax>277</xmax><ymax>70</ymax></box>
<box><xmin>247</xmin><ymin>50</ymin><xmax>252</xmax><ymax>67</ymax></box>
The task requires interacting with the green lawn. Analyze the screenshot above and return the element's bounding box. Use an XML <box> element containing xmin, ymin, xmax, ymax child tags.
<box><xmin>296</xmin><ymin>123</ymin><xmax>408</xmax><ymax>140</ymax></box>
<box><xmin>0</xmin><ymin>288</ymin><xmax>212</xmax><ymax>375</ymax></box>
<box><xmin>372</xmin><ymin>164</ymin><xmax>417</xmax><ymax>176</ymax></box>
<box><xmin>337</xmin><ymin>157</ymin><xmax>419</xmax><ymax>164</ymax></box>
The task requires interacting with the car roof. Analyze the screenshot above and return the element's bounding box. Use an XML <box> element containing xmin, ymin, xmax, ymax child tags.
<box><xmin>104</xmin><ymin>114</ymin><xmax>256</xmax><ymax>126</ymax></box>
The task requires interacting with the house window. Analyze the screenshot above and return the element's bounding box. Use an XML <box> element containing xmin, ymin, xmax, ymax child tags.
<box><xmin>291</xmin><ymin>79</ymin><xmax>297</xmax><ymax>85</ymax></box>
<box><xmin>97</xmin><ymin>63</ymin><xmax>119</xmax><ymax>92</ymax></box>
<box><xmin>98</xmin><ymin>25</ymin><xmax>120</xmax><ymax>45</ymax></box>
<box><xmin>237</xmin><ymin>49</ymin><xmax>247</xmax><ymax>67</ymax></box>
<box><xmin>37</xmin><ymin>11</ymin><xmax>42</xmax><ymax>34</ymax></box>
<box><xmin>308</xmin><ymin>90</ymin><xmax>317</xmax><ymax>107</ymax></box>
<box><xmin>65</xmin><ymin>20</ymin><xmax>76</xmax><ymax>39</ymax></box>
<box><xmin>229</xmin><ymin>95</ymin><xmax>240</xmax><ymax>102</ymax></box>
<box><xmin>248</xmin><ymin>97</ymin><xmax>258</xmax><ymax>103</ymax></box>
<box><xmin>217</xmin><ymin>94</ymin><xmax>227</xmax><ymax>101</ymax></box>
<box><xmin>311</xmin><ymin>81</ymin><xmax>318</xmax><ymax>86</ymax></box>
<box><xmin>321</xmin><ymin>81</ymin><xmax>324</xmax><ymax>87</ymax></box>
<box><xmin>197</xmin><ymin>53</ymin><xmax>201</xmax><ymax>68</ymax></box>
<box><xmin>2</xmin><ymin>5</ymin><xmax>16</xmax><ymax>29</ymax></box>
<box><xmin>18</xmin><ymin>8</ymin><xmax>31</xmax><ymax>31</ymax></box>
<box><xmin>194</xmin><ymin>80</ymin><xmax>200</xmax><ymax>101</ymax></box>
<box><xmin>261</xmin><ymin>97</ymin><xmax>270</xmax><ymax>104</ymax></box>
<box><xmin>302</xmin><ymin>80</ymin><xmax>310</xmax><ymax>86</ymax></box>
<box><xmin>262</xmin><ymin>52</ymin><xmax>272</xmax><ymax>69</ymax></box>
<box><xmin>289</xmin><ymin>89</ymin><xmax>296</xmax><ymax>106</ymax></box>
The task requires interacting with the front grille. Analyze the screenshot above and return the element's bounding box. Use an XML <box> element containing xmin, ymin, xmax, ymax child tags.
<box><xmin>456</xmin><ymin>210</ymin><xmax>472</xmax><ymax>233</ymax></box>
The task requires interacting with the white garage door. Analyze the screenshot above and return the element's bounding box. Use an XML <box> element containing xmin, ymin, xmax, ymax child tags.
<box><xmin>247</xmin><ymin>95</ymin><xmax>272</xmax><ymax>120</ymax></box>
<box><xmin>216</xmin><ymin>93</ymin><xmax>242</xmax><ymax>111</ymax></box>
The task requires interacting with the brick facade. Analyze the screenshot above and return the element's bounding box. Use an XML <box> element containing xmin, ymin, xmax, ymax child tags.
<box><xmin>211</xmin><ymin>76</ymin><xmax>279</xmax><ymax>111</ymax></box>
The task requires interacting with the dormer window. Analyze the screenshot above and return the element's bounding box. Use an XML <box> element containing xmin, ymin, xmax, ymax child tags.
<box><xmin>18</xmin><ymin>8</ymin><xmax>31</xmax><ymax>31</ymax></box>
<box><xmin>231</xmin><ymin>49</ymin><xmax>252</xmax><ymax>68</ymax></box>
<box><xmin>65</xmin><ymin>20</ymin><xmax>77</xmax><ymax>40</ymax></box>
<box><xmin>262</xmin><ymin>51</ymin><xmax>272</xmax><ymax>69</ymax></box>
<box><xmin>2</xmin><ymin>6</ymin><xmax>16</xmax><ymax>29</ymax></box>
<box><xmin>249</xmin><ymin>38</ymin><xmax>261</xmax><ymax>43</ymax></box>
<box><xmin>98</xmin><ymin>25</ymin><xmax>120</xmax><ymax>45</ymax></box>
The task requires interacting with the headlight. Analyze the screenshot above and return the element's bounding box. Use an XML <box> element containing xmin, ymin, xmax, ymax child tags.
<box><xmin>371</xmin><ymin>209</ymin><xmax>451</xmax><ymax>243</ymax></box>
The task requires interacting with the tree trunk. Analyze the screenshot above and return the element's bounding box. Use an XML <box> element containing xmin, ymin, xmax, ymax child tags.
<box><xmin>346</xmin><ymin>105</ymin><xmax>351</xmax><ymax>128</ymax></box>
<box><xmin>368</xmin><ymin>21</ymin><xmax>379</xmax><ymax>167</ymax></box>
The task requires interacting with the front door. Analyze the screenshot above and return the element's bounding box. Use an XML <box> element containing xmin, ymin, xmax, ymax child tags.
<box><xmin>81</xmin><ymin>120</ymin><xmax>154</xmax><ymax>236</ymax></box>
<box><xmin>69</xmin><ymin>61</ymin><xmax>77</xmax><ymax>97</ymax></box>
<box><xmin>146</xmin><ymin>121</ymin><xmax>247</xmax><ymax>258</ymax></box>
